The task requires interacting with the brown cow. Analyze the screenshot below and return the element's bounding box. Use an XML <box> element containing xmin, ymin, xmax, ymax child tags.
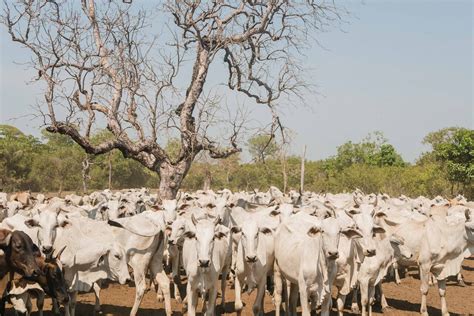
<box><xmin>0</xmin><ymin>229</ymin><xmax>42</xmax><ymax>279</ymax></box>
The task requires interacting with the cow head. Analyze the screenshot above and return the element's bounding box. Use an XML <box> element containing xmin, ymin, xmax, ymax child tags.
<box><xmin>41</xmin><ymin>247</ymin><xmax>69</xmax><ymax>304</ymax></box>
<box><xmin>389</xmin><ymin>234</ymin><xmax>413</xmax><ymax>260</ymax></box>
<box><xmin>161</xmin><ymin>199</ymin><xmax>178</xmax><ymax>226</ymax></box>
<box><xmin>168</xmin><ymin>217</ymin><xmax>187</xmax><ymax>246</ymax></box>
<box><xmin>231</xmin><ymin>221</ymin><xmax>272</xmax><ymax>264</ymax></box>
<box><xmin>24</xmin><ymin>209</ymin><xmax>71</xmax><ymax>255</ymax></box>
<box><xmin>318</xmin><ymin>217</ymin><xmax>362</xmax><ymax>260</ymax></box>
<box><xmin>345</xmin><ymin>205</ymin><xmax>383</xmax><ymax>257</ymax></box>
<box><xmin>99</xmin><ymin>243</ymin><xmax>130</xmax><ymax>285</ymax></box>
<box><xmin>0</xmin><ymin>229</ymin><xmax>42</xmax><ymax>278</ymax></box>
<box><xmin>185</xmin><ymin>214</ymin><xmax>224</xmax><ymax>269</ymax></box>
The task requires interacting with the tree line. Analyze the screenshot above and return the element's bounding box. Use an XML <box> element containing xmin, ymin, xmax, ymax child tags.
<box><xmin>1</xmin><ymin>125</ymin><xmax>472</xmax><ymax>199</ymax></box>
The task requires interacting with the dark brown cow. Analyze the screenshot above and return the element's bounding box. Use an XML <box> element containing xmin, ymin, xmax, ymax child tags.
<box><xmin>0</xmin><ymin>229</ymin><xmax>41</xmax><ymax>280</ymax></box>
<box><xmin>0</xmin><ymin>229</ymin><xmax>42</xmax><ymax>315</ymax></box>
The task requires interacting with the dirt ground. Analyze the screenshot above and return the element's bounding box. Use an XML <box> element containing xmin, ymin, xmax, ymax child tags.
<box><xmin>4</xmin><ymin>257</ymin><xmax>474</xmax><ymax>316</ymax></box>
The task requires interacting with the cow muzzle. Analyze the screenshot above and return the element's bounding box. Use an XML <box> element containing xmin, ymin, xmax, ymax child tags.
<box><xmin>365</xmin><ymin>249</ymin><xmax>376</xmax><ymax>257</ymax></box>
<box><xmin>245</xmin><ymin>255</ymin><xmax>257</xmax><ymax>263</ymax></box>
<box><xmin>42</xmin><ymin>245</ymin><xmax>53</xmax><ymax>255</ymax></box>
<box><xmin>327</xmin><ymin>251</ymin><xmax>339</xmax><ymax>260</ymax></box>
<box><xmin>199</xmin><ymin>259</ymin><xmax>210</xmax><ymax>268</ymax></box>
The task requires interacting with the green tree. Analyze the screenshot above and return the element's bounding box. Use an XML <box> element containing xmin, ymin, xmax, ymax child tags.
<box><xmin>429</xmin><ymin>128</ymin><xmax>473</xmax><ymax>195</ymax></box>
<box><xmin>0</xmin><ymin>125</ymin><xmax>41</xmax><ymax>191</ymax></box>
<box><xmin>247</xmin><ymin>134</ymin><xmax>280</xmax><ymax>163</ymax></box>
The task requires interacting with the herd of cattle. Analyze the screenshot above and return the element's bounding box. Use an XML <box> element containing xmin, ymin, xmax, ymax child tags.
<box><xmin>0</xmin><ymin>187</ymin><xmax>472</xmax><ymax>316</ymax></box>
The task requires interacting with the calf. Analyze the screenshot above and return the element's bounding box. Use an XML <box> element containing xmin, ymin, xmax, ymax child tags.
<box><xmin>5</xmin><ymin>250</ymin><xmax>69</xmax><ymax>316</ymax></box>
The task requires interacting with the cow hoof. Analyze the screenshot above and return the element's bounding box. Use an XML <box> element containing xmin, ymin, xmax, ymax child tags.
<box><xmin>458</xmin><ymin>280</ymin><xmax>466</xmax><ymax>287</ymax></box>
<box><xmin>157</xmin><ymin>294</ymin><xmax>164</xmax><ymax>303</ymax></box>
<box><xmin>175</xmin><ymin>296</ymin><xmax>182</xmax><ymax>304</ymax></box>
<box><xmin>351</xmin><ymin>305</ymin><xmax>360</xmax><ymax>313</ymax></box>
<box><xmin>421</xmin><ymin>312</ymin><xmax>429</xmax><ymax>316</ymax></box>
<box><xmin>382</xmin><ymin>306</ymin><xmax>393</xmax><ymax>312</ymax></box>
<box><xmin>235</xmin><ymin>301</ymin><xmax>244</xmax><ymax>311</ymax></box>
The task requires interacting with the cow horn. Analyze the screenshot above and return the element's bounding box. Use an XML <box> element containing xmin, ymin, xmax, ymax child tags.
<box><xmin>55</xmin><ymin>245</ymin><xmax>67</xmax><ymax>260</ymax></box>
<box><xmin>191</xmin><ymin>213</ymin><xmax>198</xmax><ymax>226</ymax></box>
<box><xmin>353</xmin><ymin>195</ymin><xmax>361</xmax><ymax>207</ymax></box>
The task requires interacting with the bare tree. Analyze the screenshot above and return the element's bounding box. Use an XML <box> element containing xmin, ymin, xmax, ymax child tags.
<box><xmin>2</xmin><ymin>0</ymin><xmax>341</xmax><ymax>199</ymax></box>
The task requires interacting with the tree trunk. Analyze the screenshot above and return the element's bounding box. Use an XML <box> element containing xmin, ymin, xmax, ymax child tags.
<box><xmin>281</xmin><ymin>149</ymin><xmax>288</xmax><ymax>194</ymax></box>
<box><xmin>300</xmin><ymin>145</ymin><xmax>306</xmax><ymax>193</ymax></box>
<box><xmin>203</xmin><ymin>168</ymin><xmax>212</xmax><ymax>191</ymax></box>
<box><xmin>108</xmin><ymin>153</ymin><xmax>112</xmax><ymax>190</ymax></box>
<box><xmin>82</xmin><ymin>156</ymin><xmax>91</xmax><ymax>193</ymax></box>
<box><xmin>158</xmin><ymin>161</ymin><xmax>190</xmax><ymax>200</ymax></box>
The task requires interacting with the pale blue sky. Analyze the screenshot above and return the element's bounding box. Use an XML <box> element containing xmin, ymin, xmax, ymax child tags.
<box><xmin>0</xmin><ymin>0</ymin><xmax>472</xmax><ymax>162</ymax></box>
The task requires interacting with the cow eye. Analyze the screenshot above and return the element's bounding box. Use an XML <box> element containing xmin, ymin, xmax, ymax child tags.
<box><xmin>114</xmin><ymin>254</ymin><xmax>121</xmax><ymax>260</ymax></box>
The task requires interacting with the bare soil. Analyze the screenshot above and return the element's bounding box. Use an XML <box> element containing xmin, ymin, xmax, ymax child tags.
<box><xmin>4</xmin><ymin>257</ymin><xmax>474</xmax><ymax>316</ymax></box>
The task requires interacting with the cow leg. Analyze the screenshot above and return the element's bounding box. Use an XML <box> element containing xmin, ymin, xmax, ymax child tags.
<box><xmin>151</xmin><ymin>264</ymin><xmax>172</xmax><ymax>316</ymax></box>
<box><xmin>351</xmin><ymin>286</ymin><xmax>360</xmax><ymax>313</ymax></box>
<box><xmin>336</xmin><ymin>291</ymin><xmax>346</xmax><ymax>316</ymax></box>
<box><xmin>457</xmin><ymin>273</ymin><xmax>466</xmax><ymax>287</ymax></box>
<box><xmin>289</xmin><ymin>283</ymin><xmax>298</xmax><ymax>316</ymax></box>
<box><xmin>69</xmin><ymin>291</ymin><xmax>78</xmax><ymax>316</ymax></box>
<box><xmin>171</xmin><ymin>249</ymin><xmax>182</xmax><ymax>304</ymax></box>
<box><xmin>368</xmin><ymin>284</ymin><xmax>376</xmax><ymax>316</ymax></box>
<box><xmin>437</xmin><ymin>279</ymin><xmax>449</xmax><ymax>316</ymax></box>
<box><xmin>36</xmin><ymin>291</ymin><xmax>45</xmax><ymax>316</ymax></box>
<box><xmin>320</xmin><ymin>287</ymin><xmax>332</xmax><ymax>316</ymax></box>
<box><xmin>419</xmin><ymin>267</ymin><xmax>430</xmax><ymax>316</ymax></box>
<box><xmin>187</xmin><ymin>283</ymin><xmax>198</xmax><ymax>316</ymax></box>
<box><xmin>129</xmin><ymin>266</ymin><xmax>147</xmax><ymax>316</ymax></box>
<box><xmin>252</xmin><ymin>277</ymin><xmax>266</xmax><ymax>316</ymax></box>
<box><xmin>220</xmin><ymin>268</ymin><xmax>228</xmax><ymax>311</ymax></box>
<box><xmin>234</xmin><ymin>274</ymin><xmax>244</xmax><ymax>312</ymax></box>
<box><xmin>52</xmin><ymin>298</ymin><xmax>60</xmax><ymax>315</ymax></box>
<box><xmin>273</xmin><ymin>264</ymin><xmax>283</xmax><ymax>316</ymax></box>
<box><xmin>378</xmin><ymin>283</ymin><xmax>389</xmax><ymax>311</ymax></box>
<box><xmin>93</xmin><ymin>282</ymin><xmax>102</xmax><ymax>314</ymax></box>
<box><xmin>205</xmin><ymin>283</ymin><xmax>218</xmax><ymax>316</ymax></box>
<box><xmin>298</xmin><ymin>285</ymin><xmax>311</xmax><ymax>316</ymax></box>
<box><xmin>359</xmin><ymin>281</ymin><xmax>368</xmax><ymax>316</ymax></box>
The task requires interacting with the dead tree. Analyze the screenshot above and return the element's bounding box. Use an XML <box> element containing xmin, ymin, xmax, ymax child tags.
<box><xmin>2</xmin><ymin>0</ymin><xmax>341</xmax><ymax>199</ymax></box>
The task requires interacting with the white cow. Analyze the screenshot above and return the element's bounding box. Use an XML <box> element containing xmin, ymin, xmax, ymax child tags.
<box><xmin>356</xmin><ymin>232</ymin><xmax>413</xmax><ymax>316</ymax></box>
<box><xmin>231</xmin><ymin>218</ymin><xmax>275</xmax><ymax>315</ymax></box>
<box><xmin>274</xmin><ymin>213</ymin><xmax>362</xmax><ymax>316</ymax></box>
<box><xmin>182</xmin><ymin>215</ymin><xmax>230</xmax><ymax>316</ymax></box>
<box><xmin>379</xmin><ymin>212</ymin><xmax>474</xmax><ymax>316</ymax></box>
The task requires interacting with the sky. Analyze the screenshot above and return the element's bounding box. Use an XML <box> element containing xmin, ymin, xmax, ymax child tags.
<box><xmin>0</xmin><ymin>0</ymin><xmax>472</xmax><ymax>163</ymax></box>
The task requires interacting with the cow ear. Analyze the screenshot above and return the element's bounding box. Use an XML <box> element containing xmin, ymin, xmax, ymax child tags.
<box><xmin>179</xmin><ymin>203</ymin><xmax>190</xmax><ymax>211</ymax></box>
<box><xmin>151</xmin><ymin>205</ymin><xmax>163</xmax><ymax>211</ymax></box>
<box><xmin>214</xmin><ymin>231</ymin><xmax>227</xmax><ymax>240</ymax></box>
<box><xmin>59</xmin><ymin>219</ymin><xmax>71</xmax><ymax>228</ymax></box>
<box><xmin>307</xmin><ymin>226</ymin><xmax>322</xmax><ymax>237</ymax></box>
<box><xmin>373</xmin><ymin>225</ymin><xmax>386</xmax><ymax>234</ymax></box>
<box><xmin>184</xmin><ymin>231</ymin><xmax>196</xmax><ymax>239</ymax></box>
<box><xmin>389</xmin><ymin>234</ymin><xmax>405</xmax><ymax>245</ymax></box>
<box><xmin>24</xmin><ymin>218</ymin><xmax>40</xmax><ymax>228</ymax></box>
<box><xmin>259</xmin><ymin>227</ymin><xmax>272</xmax><ymax>235</ymax></box>
<box><xmin>373</xmin><ymin>210</ymin><xmax>387</xmax><ymax>218</ymax></box>
<box><xmin>341</xmin><ymin>228</ymin><xmax>363</xmax><ymax>239</ymax></box>
<box><xmin>345</xmin><ymin>209</ymin><xmax>360</xmax><ymax>218</ymax></box>
<box><xmin>231</xmin><ymin>226</ymin><xmax>241</xmax><ymax>234</ymax></box>
<box><xmin>0</xmin><ymin>229</ymin><xmax>12</xmax><ymax>248</ymax></box>
<box><xmin>270</xmin><ymin>209</ymin><xmax>280</xmax><ymax>217</ymax></box>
